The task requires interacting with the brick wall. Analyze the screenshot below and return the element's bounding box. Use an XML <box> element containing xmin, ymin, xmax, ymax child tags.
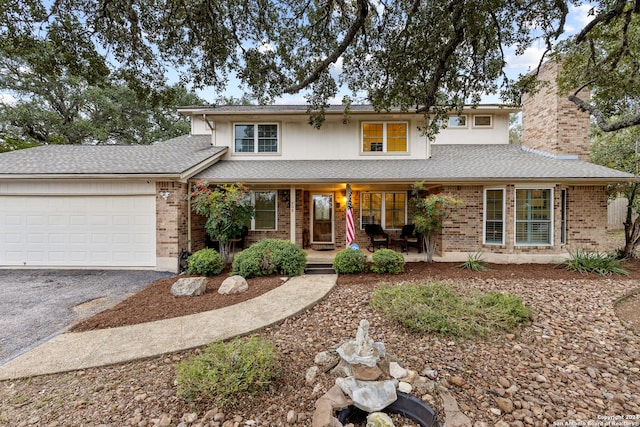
<box><xmin>521</xmin><ymin>60</ymin><xmax>591</xmax><ymax>161</ymax></box>
<box><xmin>438</xmin><ymin>184</ymin><xmax>608</xmax><ymax>255</ymax></box>
<box><xmin>156</xmin><ymin>181</ymin><xmax>189</xmax><ymax>260</ymax></box>
<box><xmin>565</xmin><ymin>185</ymin><xmax>609</xmax><ymax>248</ymax></box>
<box><xmin>440</xmin><ymin>185</ymin><xmax>483</xmax><ymax>252</ymax></box>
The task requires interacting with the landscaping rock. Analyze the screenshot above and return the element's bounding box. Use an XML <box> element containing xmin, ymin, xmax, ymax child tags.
<box><xmin>218</xmin><ymin>275</ymin><xmax>248</xmax><ymax>294</ymax></box>
<box><xmin>170</xmin><ymin>277</ymin><xmax>207</xmax><ymax>297</ymax></box>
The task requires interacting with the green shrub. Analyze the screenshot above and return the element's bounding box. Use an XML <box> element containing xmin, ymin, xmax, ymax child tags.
<box><xmin>231</xmin><ymin>239</ymin><xmax>306</xmax><ymax>278</ymax></box>
<box><xmin>370</xmin><ymin>282</ymin><xmax>531</xmax><ymax>338</ymax></box>
<box><xmin>333</xmin><ymin>247</ymin><xmax>367</xmax><ymax>274</ymax></box>
<box><xmin>563</xmin><ymin>248</ymin><xmax>628</xmax><ymax>276</ymax></box>
<box><xmin>176</xmin><ymin>337</ymin><xmax>280</xmax><ymax>408</ymax></box>
<box><xmin>371</xmin><ymin>248</ymin><xmax>405</xmax><ymax>274</ymax></box>
<box><xmin>459</xmin><ymin>251</ymin><xmax>489</xmax><ymax>271</ymax></box>
<box><xmin>187</xmin><ymin>248</ymin><xmax>224</xmax><ymax>276</ymax></box>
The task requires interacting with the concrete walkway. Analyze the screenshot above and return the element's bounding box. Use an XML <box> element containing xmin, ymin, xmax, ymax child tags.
<box><xmin>0</xmin><ymin>274</ymin><xmax>337</xmax><ymax>380</ymax></box>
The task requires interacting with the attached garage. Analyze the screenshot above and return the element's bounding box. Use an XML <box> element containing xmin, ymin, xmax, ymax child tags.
<box><xmin>0</xmin><ymin>181</ymin><xmax>156</xmax><ymax>268</ymax></box>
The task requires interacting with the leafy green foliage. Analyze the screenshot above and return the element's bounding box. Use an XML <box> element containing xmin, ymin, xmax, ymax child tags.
<box><xmin>459</xmin><ymin>252</ymin><xmax>490</xmax><ymax>272</ymax></box>
<box><xmin>591</xmin><ymin>126</ymin><xmax>640</xmax><ymax>257</ymax></box>
<box><xmin>0</xmin><ymin>32</ymin><xmax>203</xmax><ymax>145</ymax></box>
<box><xmin>410</xmin><ymin>183</ymin><xmax>463</xmax><ymax>262</ymax></box>
<box><xmin>232</xmin><ymin>239</ymin><xmax>307</xmax><ymax>278</ymax></box>
<box><xmin>370</xmin><ymin>249</ymin><xmax>405</xmax><ymax>274</ymax></box>
<box><xmin>553</xmin><ymin>5</ymin><xmax>640</xmax><ymax>132</ymax></box>
<box><xmin>176</xmin><ymin>337</ymin><xmax>280</xmax><ymax>408</ymax></box>
<box><xmin>333</xmin><ymin>247</ymin><xmax>368</xmax><ymax>274</ymax></box>
<box><xmin>563</xmin><ymin>248</ymin><xmax>628</xmax><ymax>276</ymax></box>
<box><xmin>186</xmin><ymin>249</ymin><xmax>224</xmax><ymax>276</ymax></box>
<box><xmin>0</xmin><ymin>0</ymin><xmax>579</xmax><ymax>133</ymax></box>
<box><xmin>371</xmin><ymin>282</ymin><xmax>530</xmax><ymax>338</ymax></box>
<box><xmin>0</xmin><ymin>135</ymin><xmax>41</xmax><ymax>153</ymax></box>
<box><xmin>190</xmin><ymin>182</ymin><xmax>255</xmax><ymax>263</ymax></box>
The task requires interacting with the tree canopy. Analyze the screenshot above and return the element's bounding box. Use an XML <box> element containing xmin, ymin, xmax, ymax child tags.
<box><xmin>1</xmin><ymin>0</ymin><xmax>639</xmax><ymax>134</ymax></box>
<box><xmin>591</xmin><ymin>125</ymin><xmax>640</xmax><ymax>257</ymax></box>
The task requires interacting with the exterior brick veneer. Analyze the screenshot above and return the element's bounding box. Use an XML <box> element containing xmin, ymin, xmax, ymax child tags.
<box><xmin>521</xmin><ymin>61</ymin><xmax>591</xmax><ymax>161</ymax></box>
<box><xmin>156</xmin><ymin>181</ymin><xmax>189</xmax><ymax>267</ymax></box>
<box><xmin>439</xmin><ymin>184</ymin><xmax>608</xmax><ymax>254</ymax></box>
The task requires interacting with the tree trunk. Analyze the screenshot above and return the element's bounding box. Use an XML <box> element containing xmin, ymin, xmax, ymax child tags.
<box><xmin>219</xmin><ymin>242</ymin><xmax>232</xmax><ymax>264</ymax></box>
<box><xmin>621</xmin><ymin>184</ymin><xmax>640</xmax><ymax>259</ymax></box>
<box><xmin>423</xmin><ymin>234</ymin><xmax>437</xmax><ymax>262</ymax></box>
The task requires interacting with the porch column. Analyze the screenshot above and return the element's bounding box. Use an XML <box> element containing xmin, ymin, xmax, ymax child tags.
<box><xmin>290</xmin><ymin>185</ymin><xmax>296</xmax><ymax>244</ymax></box>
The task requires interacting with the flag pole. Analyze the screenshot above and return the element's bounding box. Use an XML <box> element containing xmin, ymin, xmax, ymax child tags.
<box><xmin>346</xmin><ymin>184</ymin><xmax>355</xmax><ymax>248</ymax></box>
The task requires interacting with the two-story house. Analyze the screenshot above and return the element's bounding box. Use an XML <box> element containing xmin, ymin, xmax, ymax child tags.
<box><xmin>0</xmin><ymin>62</ymin><xmax>633</xmax><ymax>271</ymax></box>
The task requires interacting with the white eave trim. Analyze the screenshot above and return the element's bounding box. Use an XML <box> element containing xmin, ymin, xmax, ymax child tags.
<box><xmin>179</xmin><ymin>148</ymin><xmax>228</xmax><ymax>182</ymax></box>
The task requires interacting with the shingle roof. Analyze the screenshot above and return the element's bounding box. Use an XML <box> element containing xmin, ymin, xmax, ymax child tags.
<box><xmin>0</xmin><ymin>135</ymin><xmax>224</xmax><ymax>176</ymax></box>
<box><xmin>178</xmin><ymin>104</ymin><xmax>519</xmax><ymax>115</ymax></box>
<box><xmin>194</xmin><ymin>144</ymin><xmax>633</xmax><ymax>182</ymax></box>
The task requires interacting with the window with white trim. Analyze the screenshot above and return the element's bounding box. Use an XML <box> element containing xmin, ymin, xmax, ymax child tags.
<box><xmin>447</xmin><ymin>115</ymin><xmax>467</xmax><ymax>128</ymax></box>
<box><xmin>362</xmin><ymin>122</ymin><xmax>408</xmax><ymax>153</ymax></box>
<box><xmin>515</xmin><ymin>188</ymin><xmax>552</xmax><ymax>245</ymax></box>
<box><xmin>361</xmin><ymin>192</ymin><xmax>406</xmax><ymax>229</ymax></box>
<box><xmin>234</xmin><ymin>124</ymin><xmax>279</xmax><ymax>153</ymax></box>
<box><xmin>484</xmin><ymin>188</ymin><xmax>505</xmax><ymax>244</ymax></box>
<box><xmin>473</xmin><ymin>115</ymin><xmax>492</xmax><ymax>127</ymax></box>
<box><xmin>560</xmin><ymin>189</ymin><xmax>567</xmax><ymax>244</ymax></box>
<box><xmin>251</xmin><ymin>191</ymin><xmax>277</xmax><ymax>230</ymax></box>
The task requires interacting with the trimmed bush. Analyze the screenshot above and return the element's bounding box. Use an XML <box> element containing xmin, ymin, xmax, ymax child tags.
<box><xmin>231</xmin><ymin>239</ymin><xmax>306</xmax><ymax>278</ymax></box>
<box><xmin>371</xmin><ymin>248</ymin><xmax>405</xmax><ymax>274</ymax></box>
<box><xmin>333</xmin><ymin>247</ymin><xmax>367</xmax><ymax>274</ymax></box>
<box><xmin>186</xmin><ymin>248</ymin><xmax>224</xmax><ymax>276</ymax></box>
<box><xmin>563</xmin><ymin>248</ymin><xmax>628</xmax><ymax>276</ymax></box>
<box><xmin>371</xmin><ymin>282</ymin><xmax>531</xmax><ymax>338</ymax></box>
<box><xmin>176</xmin><ymin>337</ymin><xmax>280</xmax><ymax>408</ymax></box>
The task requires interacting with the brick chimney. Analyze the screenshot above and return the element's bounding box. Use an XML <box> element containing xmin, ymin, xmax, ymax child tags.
<box><xmin>521</xmin><ymin>60</ymin><xmax>591</xmax><ymax>161</ymax></box>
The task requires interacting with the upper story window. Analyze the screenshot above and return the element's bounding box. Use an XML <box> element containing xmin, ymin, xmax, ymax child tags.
<box><xmin>234</xmin><ymin>124</ymin><xmax>279</xmax><ymax>153</ymax></box>
<box><xmin>447</xmin><ymin>115</ymin><xmax>467</xmax><ymax>128</ymax></box>
<box><xmin>473</xmin><ymin>115</ymin><xmax>492</xmax><ymax>128</ymax></box>
<box><xmin>362</xmin><ymin>122</ymin><xmax>408</xmax><ymax>153</ymax></box>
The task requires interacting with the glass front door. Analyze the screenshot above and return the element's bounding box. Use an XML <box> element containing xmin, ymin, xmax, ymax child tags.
<box><xmin>312</xmin><ymin>194</ymin><xmax>333</xmax><ymax>243</ymax></box>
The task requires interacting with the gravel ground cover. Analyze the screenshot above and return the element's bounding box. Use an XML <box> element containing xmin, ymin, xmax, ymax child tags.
<box><xmin>1</xmin><ymin>262</ymin><xmax>639</xmax><ymax>427</ymax></box>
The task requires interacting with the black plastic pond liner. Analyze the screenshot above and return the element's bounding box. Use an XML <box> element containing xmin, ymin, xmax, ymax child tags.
<box><xmin>336</xmin><ymin>392</ymin><xmax>442</xmax><ymax>427</ymax></box>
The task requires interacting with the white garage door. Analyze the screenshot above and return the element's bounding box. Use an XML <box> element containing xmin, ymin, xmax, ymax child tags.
<box><xmin>0</xmin><ymin>183</ymin><xmax>156</xmax><ymax>268</ymax></box>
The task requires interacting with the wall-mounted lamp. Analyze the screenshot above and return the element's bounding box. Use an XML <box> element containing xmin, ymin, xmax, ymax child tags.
<box><xmin>159</xmin><ymin>191</ymin><xmax>171</xmax><ymax>200</ymax></box>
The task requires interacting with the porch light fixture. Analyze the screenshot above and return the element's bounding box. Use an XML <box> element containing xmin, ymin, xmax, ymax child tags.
<box><xmin>159</xmin><ymin>191</ymin><xmax>171</xmax><ymax>200</ymax></box>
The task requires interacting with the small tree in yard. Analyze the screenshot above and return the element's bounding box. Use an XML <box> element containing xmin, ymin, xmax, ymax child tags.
<box><xmin>190</xmin><ymin>182</ymin><xmax>254</xmax><ymax>263</ymax></box>
<box><xmin>410</xmin><ymin>183</ymin><xmax>463</xmax><ymax>262</ymax></box>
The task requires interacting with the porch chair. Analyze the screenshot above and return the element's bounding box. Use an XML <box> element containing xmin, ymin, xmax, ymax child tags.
<box><xmin>400</xmin><ymin>224</ymin><xmax>422</xmax><ymax>253</ymax></box>
<box><xmin>364</xmin><ymin>223</ymin><xmax>389</xmax><ymax>252</ymax></box>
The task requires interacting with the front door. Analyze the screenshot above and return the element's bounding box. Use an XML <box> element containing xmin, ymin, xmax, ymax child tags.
<box><xmin>311</xmin><ymin>194</ymin><xmax>333</xmax><ymax>243</ymax></box>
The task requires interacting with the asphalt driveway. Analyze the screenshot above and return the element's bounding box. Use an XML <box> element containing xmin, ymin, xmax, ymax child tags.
<box><xmin>0</xmin><ymin>269</ymin><xmax>173</xmax><ymax>365</ymax></box>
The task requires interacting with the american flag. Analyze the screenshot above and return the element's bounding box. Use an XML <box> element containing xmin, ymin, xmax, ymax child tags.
<box><xmin>346</xmin><ymin>184</ymin><xmax>355</xmax><ymax>246</ymax></box>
